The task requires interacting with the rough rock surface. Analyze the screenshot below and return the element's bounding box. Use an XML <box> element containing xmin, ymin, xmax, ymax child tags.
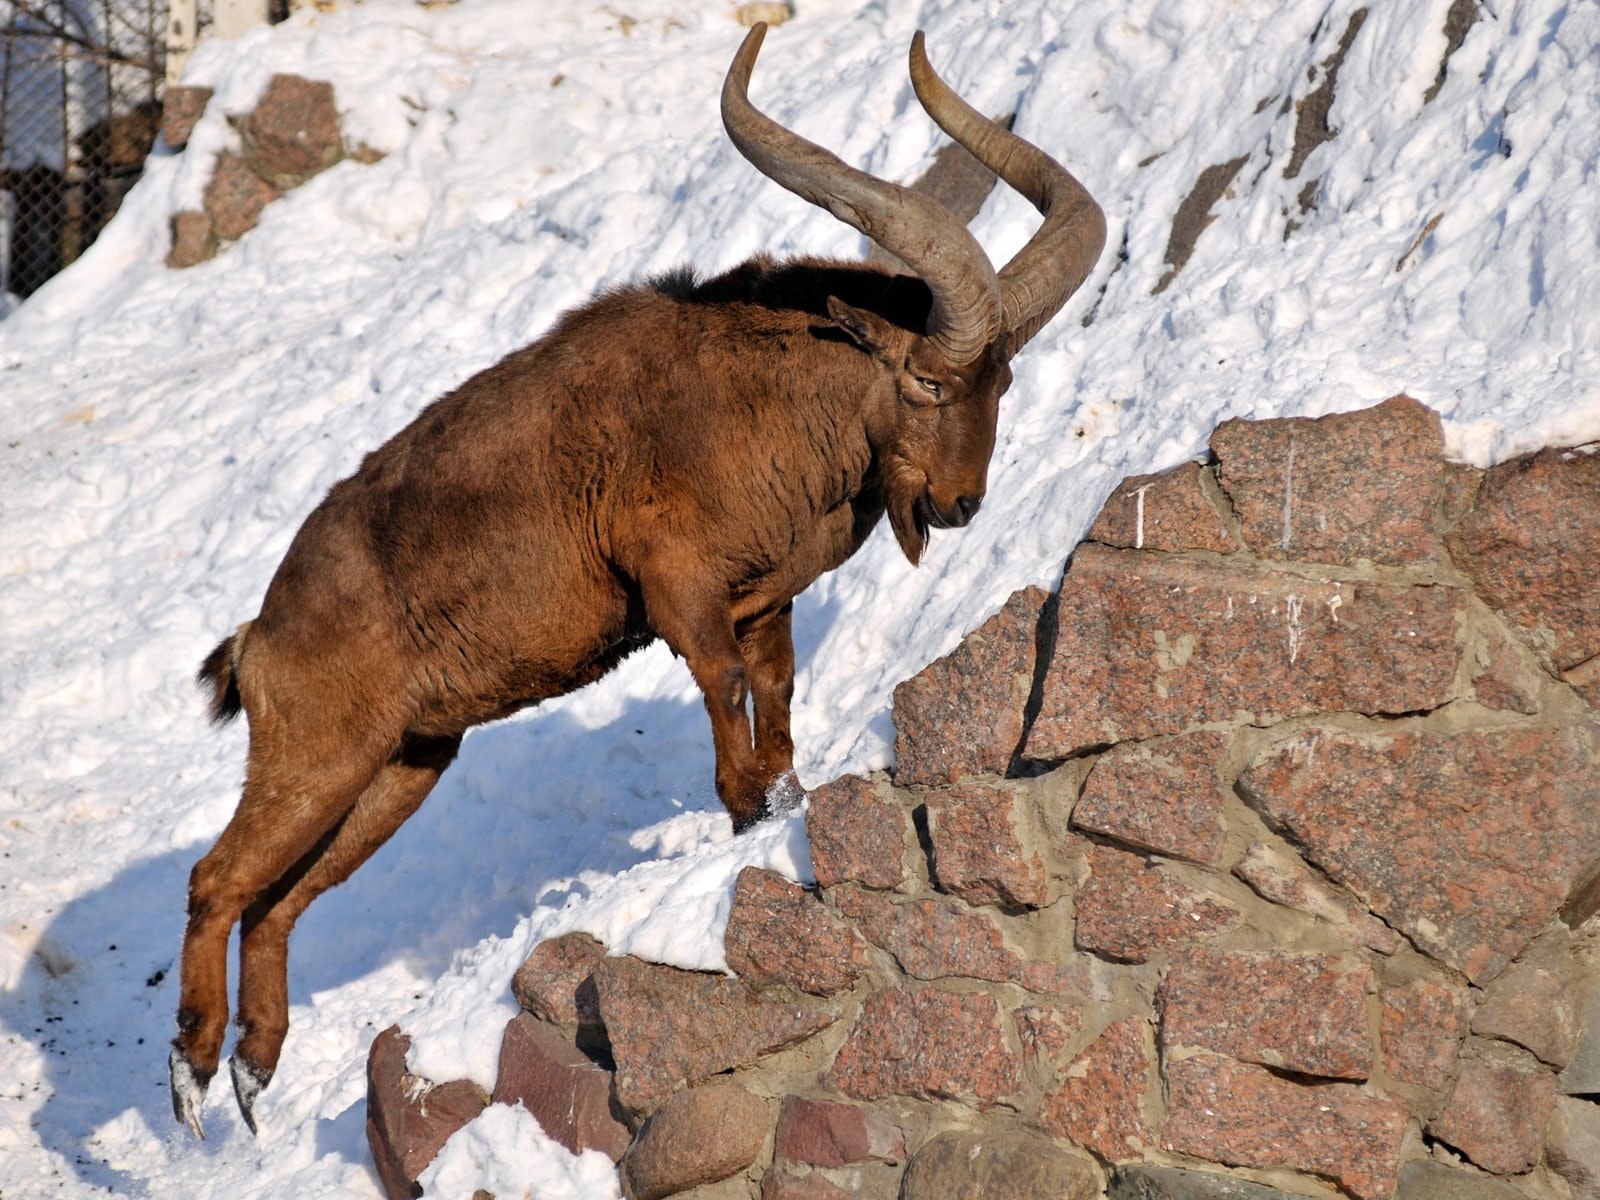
<box><xmin>806</xmin><ymin>775</ymin><xmax>905</xmax><ymax>889</ymax></box>
<box><xmin>1395</xmin><ymin>1161</ymin><xmax>1529</xmax><ymax>1200</ymax></box>
<box><xmin>1027</xmin><ymin>545</ymin><xmax>1462</xmax><ymax>758</ymax></box>
<box><xmin>1109</xmin><ymin>1164</ymin><xmax>1302</xmax><ymax>1200</ymax></box>
<box><xmin>510</xmin><ymin>930</ymin><xmax>606</xmax><ymax>1028</ymax></box>
<box><xmin>1038</xmin><ymin>1017</ymin><xmax>1153</xmax><ymax>1160</ymax></box>
<box><xmin>1232</xmin><ymin>840</ymin><xmax>1402</xmax><ymax>953</ymax></box>
<box><xmin>899</xmin><ymin>1128</ymin><xmax>1099</xmax><ymax>1200</ymax></box>
<box><xmin>1072</xmin><ymin>730</ymin><xmax>1230</xmax><ymax>866</ymax></box>
<box><xmin>1074</xmin><ymin>844</ymin><xmax>1238</xmax><ymax>962</ymax></box>
<box><xmin>827</xmin><ymin>986</ymin><xmax>1019</xmax><ymax>1105</ymax></box>
<box><xmin>1547</xmin><ymin>1094</ymin><xmax>1600</xmax><ymax>1200</ymax></box>
<box><xmin>772</xmin><ymin>1096</ymin><xmax>905</xmax><ymax>1168</ymax></box>
<box><xmin>365</xmin><ymin>1026</ymin><xmax>488</xmax><ymax>1200</ymax></box>
<box><xmin>1088</xmin><ymin>460</ymin><xmax>1239</xmax><ymax>554</ymax></box>
<box><xmin>592</xmin><ymin>956</ymin><xmax>836</xmax><ymax>1112</ymax></box>
<box><xmin>1159</xmin><ymin>948</ymin><xmax>1372</xmax><ymax>1079</ymax></box>
<box><xmin>202</xmin><ymin>151</ymin><xmax>278</xmax><ymax>242</ymax></box>
<box><xmin>893</xmin><ymin>586</ymin><xmax>1047</xmax><ymax>785</ymax></box>
<box><xmin>724</xmin><ymin>866</ymin><xmax>868</xmax><ymax>996</ymax></box>
<box><xmin>166</xmin><ymin>210</ymin><xmax>218</xmax><ymax>269</ymax></box>
<box><xmin>1210</xmin><ymin>394</ymin><xmax>1445</xmax><ymax>566</ymax></box>
<box><xmin>619</xmin><ymin>1083</ymin><xmax>769</xmax><ymax>1200</ymax></box>
<box><xmin>238</xmin><ymin>73</ymin><xmax>345</xmax><ymax>189</ymax></box>
<box><xmin>160</xmin><ymin>85</ymin><xmax>212</xmax><ymax>150</ymax></box>
<box><xmin>1429</xmin><ymin>1050</ymin><xmax>1559</xmax><ymax>1176</ymax></box>
<box><xmin>1447</xmin><ymin>444</ymin><xmax>1600</xmax><ymax>672</ymax></box>
<box><xmin>1239</xmin><ymin>723</ymin><xmax>1600</xmax><ymax>983</ymax></box>
<box><xmin>924</xmin><ymin>779</ymin><xmax>1050</xmax><ymax>908</ymax></box>
<box><xmin>1379</xmin><ymin>974</ymin><xmax>1472</xmax><ymax>1090</ymax></box>
<box><xmin>1472</xmin><ymin>949</ymin><xmax>1582</xmax><ymax>1068</ymax></box>
<box><xmin>1162</xmin><ymin>1052</ymin><xmax>1408</xmax><ymax>1200</ymax></box>
<box><xmin>834</xmin><ymin>888</ymin><xmax>1021</xmax><ymax>983</ymax></box>
<box><xmin>491</xmin><ymin>1013</ymin><xmax>630</xmax><ymax>1161</ymax></box>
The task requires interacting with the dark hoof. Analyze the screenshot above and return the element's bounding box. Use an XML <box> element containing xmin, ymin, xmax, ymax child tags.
<box><xmin>730</xmin><ymin>803</ymin><xmax>769</xmax><ymax>834</ymax></box>
<box><xmin>230</xmin><ymin>1054</ymin><xmax>273</xmax><ymax>1135</ymax></box>
<box><xmin>169</xmin><ymin>1048</ymin><xmax>212</xmax><ymax>1139</ymax></box>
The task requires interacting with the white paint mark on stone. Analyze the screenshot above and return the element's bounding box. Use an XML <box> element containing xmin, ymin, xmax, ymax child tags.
<box><xmin>1133</xmin><ymin>482</ymin><xmax>1153</xmax><ymax>549</ymax></box>
<box><xmin>1287</xmin><ymin>594</ymin><xmax>1305</xmax><ymax>664</ymax></box>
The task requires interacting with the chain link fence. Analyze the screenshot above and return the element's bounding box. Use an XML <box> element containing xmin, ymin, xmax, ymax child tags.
<box><xmin>1</xmin><ymin>0</ymin><xmax>185</xmax><ymax>303</ymax></box>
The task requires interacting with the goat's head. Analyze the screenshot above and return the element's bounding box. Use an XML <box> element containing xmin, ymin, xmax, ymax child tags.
<box><xmin>723</xmin><ymin>23</ymin><xmax>1107</xmax><ymax>564</ymax></box>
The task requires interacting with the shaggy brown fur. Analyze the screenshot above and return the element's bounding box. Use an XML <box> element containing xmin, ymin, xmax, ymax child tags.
<box><xmin>171</xmin><ymin>23</ymin><xmax>1105</xmax><ymax>1138</ymax></box>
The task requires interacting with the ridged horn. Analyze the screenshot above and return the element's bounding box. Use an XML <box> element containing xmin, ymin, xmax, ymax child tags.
<box><xmin>722</xmin><ymin>22</ymin><xmax>1003</xmax><ymax>365</ymax></box>
<box><xmin>909</xmin><ymin>30</ymin><xmax>1107</xmax><ymax>356</ymax></box>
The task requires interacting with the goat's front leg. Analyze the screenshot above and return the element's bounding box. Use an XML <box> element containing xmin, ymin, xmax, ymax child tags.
<box><xmin>636</xmin><ymin>560</ymin><xmax>771</xmax><ymax>831</ymax></box>
<box><xmin>739</xmin><ymin>603</ymin><xmax>801</xmax><ymax>811</ymax></box>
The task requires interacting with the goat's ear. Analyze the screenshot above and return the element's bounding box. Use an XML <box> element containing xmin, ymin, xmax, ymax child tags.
<box><xmin>826</xmin><ymin>296</ymin><xmax>895</xmax><ymax>359</ymax></box>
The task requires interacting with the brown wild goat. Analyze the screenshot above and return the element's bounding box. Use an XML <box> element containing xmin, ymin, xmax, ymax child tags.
<box><xmin>171</xmin><ymin>23</ymin><xmax>1106</xmax><ymax>1137</ymax></box>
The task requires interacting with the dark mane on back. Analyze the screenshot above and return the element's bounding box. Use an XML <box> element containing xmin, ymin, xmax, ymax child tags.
<box><xmin>650</xmin><ymin>254</ymin><xmax>933</xmax><ymax>332</ymax></box>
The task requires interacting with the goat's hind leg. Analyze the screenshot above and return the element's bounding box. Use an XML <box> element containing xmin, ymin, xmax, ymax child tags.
<box><xmin>171</xmin><ymin>748</ymin><xmax>383</xmax><ymax>1138</ymax></box>
<box><xmin>229</xmin><ymin>733</ymin><xmax>459</xmax><ymax>1132</ymax></box>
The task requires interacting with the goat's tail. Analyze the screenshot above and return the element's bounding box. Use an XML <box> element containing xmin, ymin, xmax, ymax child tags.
<box><xmin>197</xmin><ymin>621</ymin><xmax>252</xmax><ymax>725</ymax></box>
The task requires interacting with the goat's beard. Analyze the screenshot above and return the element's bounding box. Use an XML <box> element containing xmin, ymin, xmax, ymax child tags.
<box><xmin>884</xmin><ymin>462</ymin><xmax>930</xmax><ymax>567</ymax></box>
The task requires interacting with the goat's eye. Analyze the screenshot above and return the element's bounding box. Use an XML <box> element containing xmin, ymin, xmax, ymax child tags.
<box><xmin>914</xmin><ymin>376</ymin><xmax>942</xmax><ymax>399</ymax></box>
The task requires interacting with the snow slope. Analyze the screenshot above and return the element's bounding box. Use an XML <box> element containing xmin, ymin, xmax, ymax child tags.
<box><xmin>1</xmin><ymin>0</ymin><xmax>1596</xmax><ymax>1194</ymax></box>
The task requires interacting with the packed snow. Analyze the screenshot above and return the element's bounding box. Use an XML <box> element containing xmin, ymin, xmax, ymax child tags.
<box><xmin>1</xmin><ymin>0</ymin><xmax>1596</xmax><ymax>1194</ymax></box>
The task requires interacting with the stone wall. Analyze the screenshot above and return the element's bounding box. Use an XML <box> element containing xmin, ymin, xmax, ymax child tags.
<box><xmin>369</xmin><ymin>395</ymin><xmax>1600</xmax><ymax>1200</ymax></box>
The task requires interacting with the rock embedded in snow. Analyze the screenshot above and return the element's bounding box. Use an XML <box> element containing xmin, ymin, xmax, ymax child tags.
<box><xmin>491</xmin><ymin>1013</ymin><xmax>631</xmax><ymax>1162</ymax></box>
<box><xmin>510</xmin><ymin>930</ymin><xmax>607</xmax><ymax>1031</ymax></box>
<box><xmin>591</xmin><ymin>956</ymin><xmax>838</xmax><ymax>1114</ymax></box>
<box><xmin>201</xmin><ymin>151</ymin><xmax>279</xmax><ymax>242</ymax></box>
<box><xmin>723</xmin><ymin>866</ymin><xmax>868</xmax><ymax>997</ymax></box>
<box><xmin>365</xmin><ymin>1026</ymin><xmax>489</xmax><ymax>1200</ymax></box>
<box><xmin>237</xmin><ymin>74</ymin><xmax>346</xmax><ymax>191</ymax></box>
<box><xmin>160</xmin><ymin>85</ymin><xmax>212</xmax><ymax>151</ymax></box>
<box><xmin>804</xmin><ymin>775</ymin><xmax>906</xmax><ymax>890</ymax></box>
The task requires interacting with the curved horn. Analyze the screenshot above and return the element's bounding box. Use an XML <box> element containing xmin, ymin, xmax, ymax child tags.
<box><xmin>909</xmin><ymin>31</ymin><xmax>1107</xmax><ymax>356</ymax></box>
<box><xmin>722</xmin><ymin>23</ymin><xmax>1002</xmax><ymax>365</ymax></box>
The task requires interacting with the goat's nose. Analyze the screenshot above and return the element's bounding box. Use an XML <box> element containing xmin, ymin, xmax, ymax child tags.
<box><xmin>955</xmin><ymin>494</ymin><xmax>982</xmax><ymax>525</ymax></box>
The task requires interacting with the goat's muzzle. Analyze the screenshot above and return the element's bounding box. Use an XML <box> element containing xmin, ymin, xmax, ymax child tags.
<box><xmin>919</xmin><ymin>491</ymin><xmax>983</xmax><ymax>532</ymax></box>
